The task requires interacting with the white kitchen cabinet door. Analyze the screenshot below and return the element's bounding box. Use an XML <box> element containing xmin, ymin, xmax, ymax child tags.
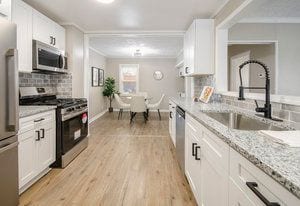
<box><xmin>0</xmin><ymin>0</ymin><xmax>11</xmax><ymax>19</ymax></box>
<box><xmin>184</xmin><ymin>19</ymin><xmax>214</xmax><ymax>76</ymax></box>
<box><xmin>185</xmin><ymin>121</ymin><xmax>202</xmax><ymax>204</ymax></box>
<box><xmin>201</xmin><ymin>128</ymin><xmax>229</xmax><ymax>206</ymax></box>
<box><xmin>201</xmin><ymin>154</ymin><xmax>228</xmax><ymax>206</ymax></box>
<box><xmin>37</xmin><ymin>123</ymin><xmax>55</xmax><ymax>172</ymax></box>
<box><xmin>168</xmin><ymin>101</ymin><xmax>176</xmax><ymax>146</ymax></box>
<box><xmin>32</xmin><ymin>9</ymin><xmax>54</xmax><ymax>45</ymax></box>
<box><xmin>53</xmin><ymin>23</ymin><xmax>65</xmax><ymax>51</ymax></box>
<box><xmin>18</xmin><ymin>130</ymin><xmax>37</xmax><ymax>189</ymax></box>
<box><xmin>12</xmin><ymin>0</ymin><xmax>32</xmax><ymax>72</ymax></box>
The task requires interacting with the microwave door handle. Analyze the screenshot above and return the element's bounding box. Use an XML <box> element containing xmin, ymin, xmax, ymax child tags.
<box><xmin>59</xmin><ymin>54</ymin><xmax>65</xmax><ymax>69</ymax></box>
<box><xmin>5</xmin><ymin>49</ymin><xmax>19</xmax><ymax>132</ymax></box>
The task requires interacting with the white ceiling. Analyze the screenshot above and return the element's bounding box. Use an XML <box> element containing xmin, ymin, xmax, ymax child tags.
<box><xmin>89</xmin><ymin>35</ymin><xmax>183</xmax><ymax>58</ymax></box>
<box><xmin>238</xmin><ymin>0</ymin><xmax>300</xmax><ymax>23</ymax></box>
<box><xmin>24</xmin><ymin>0</ymin><xmax>227</xmax><ymax>32</ymax></box>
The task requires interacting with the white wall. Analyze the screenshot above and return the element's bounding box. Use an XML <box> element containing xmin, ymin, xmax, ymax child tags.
<box><xmin>89</xmin><ymin>49</ymin><xmax>107</xmax><ymax>119</ymax></box>
<box><xmin>106</xmin><ymin>58</ymin><xmax>184</xmax><ymax>110</ymax></box>
<box><xmin>65</xmin><ymin>25</ymin><xmax>85</xmax><ymax>98</ymax></box>
<box><xmin>229</xmin><ymin>23</ymin><xmax>300</xmax><ymax>96</ymax></box>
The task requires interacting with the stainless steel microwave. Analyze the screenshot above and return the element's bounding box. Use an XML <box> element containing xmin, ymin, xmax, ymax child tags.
<box><xmin>32</xmin><ymin>40</ymin><xmax>68</xmax><ymax>74</ymax></box>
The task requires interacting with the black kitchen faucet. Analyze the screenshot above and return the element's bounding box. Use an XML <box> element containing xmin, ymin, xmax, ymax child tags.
<box><xmin>238</xmin><ymin>60</ymin><xmax>281</xmax><ymax>121</ymax></box>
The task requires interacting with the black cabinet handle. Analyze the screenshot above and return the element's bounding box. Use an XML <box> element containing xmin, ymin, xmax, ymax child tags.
<box><xmin>195</xmin><ymin>146</ymin><xmax>201</xmax><ymax>160</ymax></box>
<box><xmin>35</xmin><ymin>130</ymin><xmax>40</xmax><ymax>141</ymax></box>
<box><xmin>34</xmin><ymin>118</ymin><xmax>45</xmax><ymax>122</ymax></box>
<box><xmin>50</xmin><ymin>36</ymin><xmax>53</xmax><ymax>45</ymax></box>
<box><xmin>246</xmin><ymin>182</ymin><xmax>280</xmax><ymax>206</ymax></box>
<box><xmin>185</xmin><ymin>67</ymin><xmax>189</xmax><ymax>74</ymax></box>
<box><xmin>53</xmin><ymin>37</ymin><xmax>56</xmax><ymax>46</ymax></box>
<box><xmin>40</xmin><ymin>128</ymin><xmax>45</xmax><ymax>139</ymax></box>
<box><xmin>169</xmin><ymin>112</ymin><xmax>172</xmax><ymax>119</ymax></box>
<box><xmin>192</xmin><ymin>143</ymin><xmax>197</xmax><ymax>156</ymax></box>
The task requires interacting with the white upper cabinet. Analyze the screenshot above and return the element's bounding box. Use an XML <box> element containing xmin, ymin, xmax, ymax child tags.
<box><xmin>32</xmin><ymin>9</ymin><xmax>65</xmax><ymax>51</ymax></box>
<box><xmin>184</xmin><ymin>19</ymin><xmax>214</xmax><ymax>76</ymax></box>
<box><xmin>53</xmin><ymin>24</ymin><xmax>66</xmax><ymax>52</ymax></box>
<box><xmin>12</xmin><ymin>0</ymin><xmax>32</xmax><ymax>72</ymax></box>
<box><xmin>0</xmin><ymin>0</ymin><xmax>11</xmax><ymax>19</ymax></box>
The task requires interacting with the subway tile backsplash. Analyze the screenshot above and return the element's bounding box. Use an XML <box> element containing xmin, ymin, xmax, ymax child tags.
<box><xmin>193</xmin><ymin>75</ymin><xmax>300</xmax><ymax>127</ymax></box>
<box><xmin>221</xmin><ymin>95</ymin><xmax>300</xmax><ymax>126</ymax></box>
<box><xmin>19</xmin><ymin>72</ymin><xmax>72</xmax><ymax>98</ymax></box>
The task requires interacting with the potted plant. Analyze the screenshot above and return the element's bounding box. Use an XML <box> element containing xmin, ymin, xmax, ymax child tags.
<box><xmin>102</xmin><ymin>77</ymin><xmax>117</xmax><ymax>112</ymax></box>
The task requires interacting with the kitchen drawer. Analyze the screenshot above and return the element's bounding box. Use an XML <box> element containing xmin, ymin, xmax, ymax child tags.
<box><xmin>230</xmin><ymin>148</ymin><xmax>300</xmax><ymax>206</ymax></box>
<box><xmin>20</xmin><ymin>111</ymin><xmax>55</xmax><ymax>134</ymax></box>
<box><xmin>201</xmin><ymin>126</ymin><xmax>229</xmax><ymax>171</ymax></box>
<box><xmin>229</xmin><ymin>178</ymin><xmax>256</xmax><ymax>206</ymax></box>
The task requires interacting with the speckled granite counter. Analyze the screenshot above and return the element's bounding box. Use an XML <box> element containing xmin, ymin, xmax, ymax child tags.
<box><xmin>19</xmin><ymin>106</ymin><xmax>57</xmax><ymax>118</ymax></box>
<box><xmin>170</xmin><ymin>97</ymin><xmax>300</xmax><ymax>199</ymax></box>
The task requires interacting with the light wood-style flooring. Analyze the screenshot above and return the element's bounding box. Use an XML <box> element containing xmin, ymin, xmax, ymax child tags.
<box><xmin>20</xmin><ymin>112</ymin><xmax>196</xmax><ymax>206</ymax></box>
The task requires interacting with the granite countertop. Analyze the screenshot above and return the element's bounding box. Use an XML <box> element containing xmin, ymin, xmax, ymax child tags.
<box><xmin>170</xmin><ymin>97</ymin><xmax>300</xmax><ymax>199</ymax></box>
<box><xmin>19</xmin><ymin>106</ymin><xmax>57</xmax><ymax>118</ymax></box>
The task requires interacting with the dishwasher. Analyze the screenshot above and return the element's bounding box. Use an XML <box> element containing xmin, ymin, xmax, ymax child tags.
<box><xmin>176</xmin><ymin>106</ymin><xmax>185</xmax><ymax>172</ymax></box>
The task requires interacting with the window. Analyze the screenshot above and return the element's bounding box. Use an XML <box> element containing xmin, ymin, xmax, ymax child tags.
<box><xmin>119</xmin><ymin>64</ymin><xmax>139</xmax><ymax>93</ymax></box>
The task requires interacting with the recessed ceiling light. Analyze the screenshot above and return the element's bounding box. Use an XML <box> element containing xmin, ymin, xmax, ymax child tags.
<box><xmin>97</xmin><ymin>0</ymin><xmax>114</xmax><ymax>4</ymax></box>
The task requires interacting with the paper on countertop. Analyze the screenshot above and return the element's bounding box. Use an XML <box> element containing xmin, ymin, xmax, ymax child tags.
<box><xmin>259</xmin><ymin>130</ymin><xmax>300</xmax><ymax>147</ymax></box>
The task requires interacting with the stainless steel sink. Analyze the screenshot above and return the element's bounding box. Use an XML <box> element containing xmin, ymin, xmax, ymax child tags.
<box><xmin>204</xmin><ymin>112</ymin><xmax>286</xmax><ymax>131</ymax></box>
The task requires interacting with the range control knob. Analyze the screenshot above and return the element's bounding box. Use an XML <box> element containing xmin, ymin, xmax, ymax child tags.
<box><xmin>67</xmin><ymin>107</ymin><xmax>74</xmax><ymax>112</ymax></box>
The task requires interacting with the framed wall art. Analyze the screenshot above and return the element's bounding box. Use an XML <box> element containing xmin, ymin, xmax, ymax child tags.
<box><xmin>99</xmin><ymin>69</ymin><xmax>104</xmax><ymax>86</ymax></box>
<box><xmin>92</xmin><ymin>67</ymin><xmax>99</xmax><ymax>87</ymax></box>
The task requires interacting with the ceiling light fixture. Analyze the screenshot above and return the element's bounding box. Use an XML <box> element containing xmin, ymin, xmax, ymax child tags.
<box><xmin>97</xmin><ymin>0</ymin><xmax>115</xmax><ymax>4</ymax></box>
<box><xmin>133</xmin><ymin>49</ymin><xmax>142</xmax><ymax>57</ymax></box>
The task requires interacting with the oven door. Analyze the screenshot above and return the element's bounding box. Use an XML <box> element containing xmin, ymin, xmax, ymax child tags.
<box><xmin>61</xmin><ymin>111</ymin><xmax>88</xmax><ymax>154</ymax></box>
<box><xmin>32</xmin><ymin>40</ymin><xmax>67</xmax><ymax>73</ymax></box>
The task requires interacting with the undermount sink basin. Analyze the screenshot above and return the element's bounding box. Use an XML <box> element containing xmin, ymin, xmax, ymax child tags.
<box><xmin>204</xmin><ymin>112</ymin><xmax>286</xmax><ymax>131</ymax></box>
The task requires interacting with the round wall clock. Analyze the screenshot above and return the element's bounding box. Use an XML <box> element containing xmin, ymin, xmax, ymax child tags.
<box><xmin>153</xmin><ymin>71</ymin><xmax>164</xmax><ymax>80</ymax></box>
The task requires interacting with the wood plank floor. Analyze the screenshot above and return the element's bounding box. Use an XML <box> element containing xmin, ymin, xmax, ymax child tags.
<box><xmin>20</xmin><ymin>112</ymin><xmax>197</xmax><ymax>206</ymax></box>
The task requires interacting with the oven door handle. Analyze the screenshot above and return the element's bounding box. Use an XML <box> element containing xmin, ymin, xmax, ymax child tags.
<box><xmin>62</xmin><ymin>109</ymin><xmax>88</xmax><ymax>122</ymax></box>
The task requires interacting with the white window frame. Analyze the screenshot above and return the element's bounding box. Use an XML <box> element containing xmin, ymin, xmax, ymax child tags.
<box><xmin>119</xmin><ymin>64</ymin><xmax>139</xmax><ymax>93</ymax></box>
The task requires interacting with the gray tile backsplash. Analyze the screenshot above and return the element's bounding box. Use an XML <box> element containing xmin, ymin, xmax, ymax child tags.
<box><xmin>193</xmin><ymin>75</ymin><xmax>221</xmax><ymax>102</ymax></box>
<box><xmin>19</xmin><ymin>72</ymin><xmax>72</xmax><ymax>98</ymax></box>
<box><xmin>193</xmin><ymin>75</ymin><xmax>300</xmax><ymax>127</ymax></box>
<box><xmin>221</xmin><ymin>94</ymin><xmax>300</xmax><ymax>127</ymax></box>
<box><xmin>193</xmin><ymin>75</ymin><xmax>214</xmax><ymax>97</ymax></box>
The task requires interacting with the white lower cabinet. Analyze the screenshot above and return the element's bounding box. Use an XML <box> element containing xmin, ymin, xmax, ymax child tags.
<box><xmin>185</xmin><ymin>115</ymin><xmax>202</xmax><ymax>203</ymax></box>
<box><xmin>169</xmin><ymin>101</ymin><xmax>176</xmax><ymax>146</ymax></box>
<box><xmin>18</xmin><ymin>110</ymin><xmax>56</xmax><ymax>192</ymax></box>
<box><xmin>200</xmin><ymin>124</ymin><xmax>229</xmax><ymax>206</ymax></box>
<box><xmin>184</xmin><ymin>113</ymin><xmax>300</xmax><ymax>206</ymax></box>
<box><xmin>229</xmin><ymin>148</ymin><xmax>300</xmax><ymax>206</ymax></box>
<box><xmin>18</xmin><ymin>129</ymin><xmax>36</xmax><ymax>188</ymax></box>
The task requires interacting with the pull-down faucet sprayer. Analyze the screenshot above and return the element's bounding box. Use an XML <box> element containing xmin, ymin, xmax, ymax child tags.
<box><xmin>238</xmin><ymin>60</ymin><xmax>281</xmax><ymax>121</ymax></box>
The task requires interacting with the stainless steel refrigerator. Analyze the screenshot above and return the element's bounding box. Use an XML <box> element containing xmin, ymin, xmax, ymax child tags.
<box><xmin>0</xmin><ymin>18</ymin><xmax>19</xmax><ymax>206</ymax></box>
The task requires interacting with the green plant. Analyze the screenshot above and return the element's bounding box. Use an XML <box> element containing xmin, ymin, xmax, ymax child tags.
<box><xmin>102</xmin><ymin>77</ymin><xmax>117</xmax><ymax>112</ymax></box>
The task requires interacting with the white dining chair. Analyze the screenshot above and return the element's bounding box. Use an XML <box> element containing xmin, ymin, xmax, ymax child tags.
<box><xmin>130</xmin><ymin>95</ymin><xmax>148</xmax><ymax>123</ymax></box>
<box><xmin>114</xmin><ymin>94</ymin><xmax>130</xmax><ymax>120</ymax></box>
<box><xmin>147</xmin><ymin>94</ymin><xmax>165</xmax><ymax>120</ymax></box>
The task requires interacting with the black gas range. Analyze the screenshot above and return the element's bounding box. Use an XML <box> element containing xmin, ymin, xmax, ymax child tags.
<box><xmin>20</xmin><ymin>88</ymin><xmax>89</xmax><ymax>168</ymax></box>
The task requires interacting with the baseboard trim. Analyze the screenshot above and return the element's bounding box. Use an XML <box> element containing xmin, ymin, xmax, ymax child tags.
<box><xmin>19</xmin><ymin>167</ymin><xmax>51</xmax><ymax>194</ymax></box>
<box><xmin>89</xmin><ymin>109</ymin><xmax>107</xmax><ymax>124</ymax></box>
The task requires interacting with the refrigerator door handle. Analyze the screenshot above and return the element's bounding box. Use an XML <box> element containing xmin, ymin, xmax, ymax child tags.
<box><xmin>6</xmin><ymin>49</ymin><xmax>19</xmax><ymax>132</ymax></box>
